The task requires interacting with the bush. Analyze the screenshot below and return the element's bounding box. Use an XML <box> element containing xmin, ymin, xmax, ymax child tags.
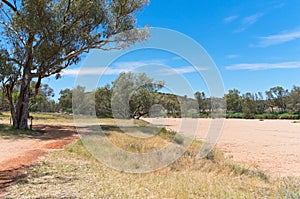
<box><xmin>261</xmin><ymin>113</ymin><xmax>279</xmax><ymax>119</ymax></box>
<box><xmin>279</xmin><ymin>113</ymin><xmax>300</xmax><ymax>120</ymax></box>
<box><xmin>159</xmin><ymin>128</ymin><xmax>184</xmax><ymax>145</ymax></box>
<box><xmin>243</xmin><ymin>113</ymin><xmax>255</xmax><ymax>119</ymax></box>
<box><xmin>172</xmin><ymin>134</ymin><xmax>184</xmax><ymax>145</ymax></box>
<box><xmin>226</xmin><ymin>112</ymin><xmax>244</xmax><ymax>119</ymax></box>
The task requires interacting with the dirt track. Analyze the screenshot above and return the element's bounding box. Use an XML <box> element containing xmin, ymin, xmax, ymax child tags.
<box><xmin>143</xmin><ymin>118</ymin><xmax>300</xmax><ymax>177</ymax></box>
<box><xmin>0</xmin><ymin>125</ymin><xmax>78</xmax><ymax>195</ymax></box>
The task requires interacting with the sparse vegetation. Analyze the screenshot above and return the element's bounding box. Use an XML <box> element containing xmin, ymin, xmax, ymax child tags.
<box><xmin>2</xmin><ymin>117</ymin><xmax>299</xmax><ymax>198</ymax></box>
<box><xmin>0</xmin><ymin>123</ymin><xmax>43</xmax><ymax>137</ymax></box>
<box><xmin>5</xmin><ymin>138</ymin><xmax>300</xmax><ymax>198</ymax></box>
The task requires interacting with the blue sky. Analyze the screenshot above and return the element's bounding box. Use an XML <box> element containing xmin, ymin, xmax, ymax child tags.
<box><xmin>46</xmin><ymin>0</ymin><xmax>300</xmax><ymax>100</ymax></box>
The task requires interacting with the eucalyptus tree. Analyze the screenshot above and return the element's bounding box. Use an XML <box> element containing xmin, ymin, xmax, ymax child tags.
<box><xmin>0</xmin><ymin>0</ymin><xmax>149</xmax><ymax>128</ymax></box>
<box><xmin>242</xmin><ymin>92</ymin><xmax>256</xmax><ymax>118</ymax></box>
<box><xmin>29</xmin><ymin>82</ymin><xmax>56</xmax><ymax>112</ymax></box>
<box><xmin>225</xmin><ymin>89</ymin><xmax>242</xmax><ymax>112</ymax></box>
<box><xmin>111</xmin><ymin>72</ymin><xmax>164</xmax><ymax>119</ymax></box>
<box><xmin>266</xmin><ymin>86</ymin><xmax>289</xmax><ymax>112</ymax></box>
<box><xmin>194</xmin><ymin>91</ymin><xmax>206</xmax><ymax>113</ymax></box>
<box><xmin>287</xmin><ymin>85</ymin><xmax>300</xmax><ymax>114</ymax></box>
<box><xmin>95</xmin><ymin>84</ymin><xmax>112</xmax><ymax>117</ymax></box>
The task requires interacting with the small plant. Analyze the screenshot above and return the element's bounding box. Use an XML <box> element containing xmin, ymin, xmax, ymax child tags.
<box><xmin>278</xmin><ymin>177</ymin><xmax>300</xmax><ymax>198</ymax></box>
<box><xmin>227</xmin><ymin>163</ymin><xmax>269</xmax><ymax>181</ymax></box>
<box><xmin>172</xmin><ymin>134</ymin><xmax>184</xmax><ymax>145</ymax></box>
<box><xmin>199</xmin><ymin>144</ymin><xmax>216</xmax><ymax>162</ymax></box>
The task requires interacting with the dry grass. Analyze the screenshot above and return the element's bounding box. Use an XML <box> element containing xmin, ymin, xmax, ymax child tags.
<box><xmin>0</xmin><ymin>112</ymin><xmax>74</xmax><ymax>126</ymax></box>
<box><xmin>3</xmin><ymin>115</ymin><xmax>300</xmax><ymax>198</ymax></box>
<box><xmin>5</xmin><ymin>139</ymin><xmax>300</xmax><ymax>198</ymax></box>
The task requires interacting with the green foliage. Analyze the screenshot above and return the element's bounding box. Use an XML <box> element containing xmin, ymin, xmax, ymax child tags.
<box><xmin>95</xmin><ymin>84</ymin><xmax>112</xmax><ymax>118</ymax></box>
<box><xmin>72</xmin><ymin>86</ymin><xmax>95</xmax><ymax>115</ymax></box>
<box><xmin>287</xmin><ymin>86</ymin><xmax>300</xmax><ymax>114</ymax></box>
<box><xmin>0</xmin><ymin>0</ymin><xmax>149</xmax><ymax>129</ymax></box>
<box><xmin>227</xmin><ymin>163</ymin><xmax>269</xmax><ymax>181</ymax></box>
<box><xmin>226</xmin><ymin>112</ymin><xmax>300</xmax><ymax>120</ymax></box>
<box><xmin>58</xmin><ymin>88</ymin><xmax>72</xmax><ymax>113</ymax></box>
<box><xmin>0</xmin><ymin>89</ymin><xmax>9</xmax><ymax>111</ymax></box>
<box><xmin>194</xmin><ymin>91</ymin><xmax>207</xmax><ymax>113</ymax></box>
<box><xmin>226</xmin><ymin>112</ymin><xmax>244</xmax><ymax>119</ymax></box>
<box><xmin>225</xmin><ymin>89</ymin><xmax>243</xmax><ymax>112</ymax></box>
<box><xmin>266</xmin><ymin>86</ymin><xmax>289</xmax><ymax>112</ymax></box>
<box><xmin>111</xmin><ymin>72</ymin><xmax>164</xmax><ymax>119</ymax></box>
<box><xmin>30</xmin><ymin>82</ymin><xmax>58</xmax><ymax>112</ymax></box>
<box><xmin>242</xmin><ymin>93</ymin><xmax>256</xmax><ymax>119</ymax></box>
<box><xmin>158</xmin><ymin>127</ymin><xmax>184</xmax><ymax>145</ymax></box>
<box><xmin>160</xmin><ymin>93</ymin><xmax>181</xmax><ymax>117</ymax></box>
<box><xmin>278</xmin><ymin>113</ymin><xmax>300</xmax><ymax>120</ymax></box>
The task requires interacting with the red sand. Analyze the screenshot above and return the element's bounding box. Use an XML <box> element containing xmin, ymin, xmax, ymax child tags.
<box><xmin>0</xmin><ymin>125</ymin><xmax>78</xmax><ymax>195</ymax></box>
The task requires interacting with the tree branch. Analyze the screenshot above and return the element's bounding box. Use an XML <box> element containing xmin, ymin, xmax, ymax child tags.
<box><xmin>0</xmin><ymin>21</ymin><xmax>26</xmax><ymax>46</ymax></box>
<box><xmin>1</xmin><ymin>0</ymin><xmax>19</xmax><ymax>14</ymax></box>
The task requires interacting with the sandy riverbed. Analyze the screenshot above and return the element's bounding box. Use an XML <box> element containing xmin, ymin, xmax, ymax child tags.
<box><xmin>143</xmin><ymin>118</ymin><xmax>300</xmax><ymax>177</ymax></box>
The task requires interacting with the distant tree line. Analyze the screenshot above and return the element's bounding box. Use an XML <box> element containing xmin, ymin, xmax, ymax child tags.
<box><xmin>1</xmin><ymin>72</ymin><xmax>299</xmax><ymax>119</ymax></box>
<box><xmin>224</xmin><ymin>86</ymin><xmax>300</xmax><ymax>119</ymax></box>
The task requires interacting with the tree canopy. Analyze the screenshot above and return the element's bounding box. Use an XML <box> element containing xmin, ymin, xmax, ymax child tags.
<box><xmin>0</xmin><ymin>0</ymin><xmax>149</xmax><ymax>129</ymax></box>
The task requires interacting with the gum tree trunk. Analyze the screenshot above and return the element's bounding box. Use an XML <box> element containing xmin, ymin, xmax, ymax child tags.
<box><xmin>11</xmin><ymin>42</ymin><xmax>33</xmax><ymax>129</ymax></box>
<box><xmin>12</xmin><ymin>66</ymin><xmax>31</xmax><ymax>129</ymax></box>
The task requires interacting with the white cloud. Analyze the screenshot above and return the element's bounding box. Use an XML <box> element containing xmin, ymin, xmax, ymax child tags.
<box><xmin>161</xmin><ymin>66</ymin><xmax>208</xmax><ymax>75</ymax></box>
<box><xmin>252</xmin><ymin>29</ymin><xmax>300</xmax><ymax>47</ymax></box>
<box><xmin>235</xmin><ymin>13</ymin><xmax>264</xmax><ymax>32</ymax></box>
<box><xmin>225</xmin><ymin>61</ymin><xmax>300</xmax><ymax>70</ymax></box>
<box><xmin>112</xmin><ymin>60</ymin><xmax>166</xmax><ymax>68</ymax></box>
<box><xmin>62</xmin><ymin>59</ymin><xmax>166</xmax><ymax>76</ymax></box>
<box><xmin>63</xmin><ymin>64</ymin><xmax>207</xmax><ymax>77</ymax></box>
<box><xmin>224</xmin><ymin>15</ymin><xmax>238</xmax><ymax>23</ymax></box>
<box><xmin>62</xmin><ymin>67</ymin><xmax>127</xmax><ymax>76</ymax></box>
<box><xmin>226</xmin><ymin>54</ymin><xmax>239</xmax><ymax>59</ymax></box>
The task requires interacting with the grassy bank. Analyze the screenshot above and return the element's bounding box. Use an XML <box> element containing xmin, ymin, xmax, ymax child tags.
<box><xmin>226</xmin><ymin>112</ymin><xmax>300</xmax><ymax>120</ymax></box>
<box><xmin>4</xmin><ymin>118</ymin><xmax>300</xmax><ymax>198</ymax></box>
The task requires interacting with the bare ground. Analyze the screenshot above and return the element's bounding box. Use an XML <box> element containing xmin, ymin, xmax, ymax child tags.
<box><xmin>143</xmin><ymin>118</ymin><xmax>300</xmax><ymax>177</ymax></box>
<box><xmin>0</xmin><ymin>125</ymin><xmax>78</xmax><ymax>196</ymax></box>
<box><xmin>0</xmin><ymin>118</ymin><xmax>299</xmax><ymax>196</ymax></box>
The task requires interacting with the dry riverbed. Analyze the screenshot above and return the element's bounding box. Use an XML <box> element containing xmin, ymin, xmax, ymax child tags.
<box><xmin>143</xmin><ymin>118</ymin><xmax>300</xmax><ymax>177</ymax></box>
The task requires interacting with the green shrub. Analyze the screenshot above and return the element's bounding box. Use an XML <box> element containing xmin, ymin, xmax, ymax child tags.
<box><xmin>172</xmin><ymin>134</ymin><xmax>184</xmax><ymax>145</ymax></box>
<box><xmin>279</xmin><ymin>113</ymin><xmax>300</xmax><ymax>120</ymax></box>
<box><xmin>159</xmin><ymin>128</ymin><xmax>184</xmax><ymax>145</ymax></box>
<box><xmin>226</xmin><ymin>112</ymin><xmax>244</xmax><ymax>119</ymax></box>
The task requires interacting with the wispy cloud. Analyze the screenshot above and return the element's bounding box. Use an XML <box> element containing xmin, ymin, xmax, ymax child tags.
<box><xmin>252</xmin><ymin>28</ymin><xmax>300</xmax><ymax>47</ymax></box>
<box><xmin>225</xmin><ymin>61</ymin><xmax>300</xmax><ymax>70</ymax></box>
<box><xmin>63</xmin><ymin>60</ymin><xmax>166</xmax><ymax>76</ymax></box>
<box><xmin>62</xmin><ymin>67</ymin><xmax>125</xmax><ymax>76</ymax></box>
<box><xmin>226</xmin><ymin>54</ymin><xmax>239</xmax><ymax>59</ymax></box>
<box><xmin>235</xmin><ymin>13</ymin><xmax>264</xmax><ymax>32</ymax></box>
<box><xmin>112</xmin><ymin>60</ymin><xmax>166</xmax><ymax>68</ymax></box>
<box><xmin>224</xmin><ymin>15</ymin><xmax>238</xmax><ymax>23</ymax></box>
<box><xmin>272</xmin><ymin>2</ymin><xmax>285</xmax><ymax>9</ymax></box>
<box><xmin>161</xmin><ymin>66</ymin><xmax>207</xmax><ymax>75</ymax></box>
<box><xmin>62</xmin><ymin>59</ymin><xmax>206</xmax><ymax>77</ymax></box>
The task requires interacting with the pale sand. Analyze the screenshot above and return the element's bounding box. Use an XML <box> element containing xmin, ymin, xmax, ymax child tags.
<box><xmin>143</xmin><ymin>118</ymin><xmax>300</xmax><ymax>177</ymax></box>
